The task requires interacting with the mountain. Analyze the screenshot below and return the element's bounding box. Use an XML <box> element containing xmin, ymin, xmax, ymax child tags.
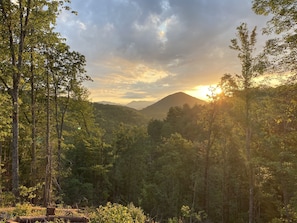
<box><xmin>140</xmin><ymin>92</ymin><xmax>205</xmax><ymax>119</ymax></box>
<box><xmin>126</xmin><ymin>100</ymin><xmax>155</xmax><ymax>110</ymax></box>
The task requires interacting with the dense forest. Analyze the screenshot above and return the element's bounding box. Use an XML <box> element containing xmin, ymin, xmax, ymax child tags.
<box><xmin>1</xmin><ymin>0</ymin><xmax>297</xmax><ymax>222</ymax></box>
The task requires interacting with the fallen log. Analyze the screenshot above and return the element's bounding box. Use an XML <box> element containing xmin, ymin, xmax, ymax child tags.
<box><xmin>6</xmin><ymin>220</ymin><xmax>18</xmax><ymax>223</ymax></box>
<box><xmin>16</xmin><ymin>215</ymin><xmax>89</xmax><ymax>223</ymax></box>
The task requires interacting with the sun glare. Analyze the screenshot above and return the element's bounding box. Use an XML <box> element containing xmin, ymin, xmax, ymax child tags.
<box><xmin>186</xmin><ymin>85</ymin><xmax>222</xmax><ymax>101</ymax></box>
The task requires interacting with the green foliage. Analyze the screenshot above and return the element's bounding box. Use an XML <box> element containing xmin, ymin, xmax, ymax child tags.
<box><xmin>19</xmin><ymin>183</ymin><xmax>43</xmax><ymax>203</ymax></box>
<box><xmin>168</xmin><ymin>206</ymin><xmax>207</xmax><ymax>223</ymax></box>
<box><xmin>145</xmin><ymin>133</ymin><xmax>196</xmax><ymax>219</ymax></box>
<box><xmin>62</xmin><ymin>178</ymin><xmax>93</xmax><ymax>206</ymax></box>
<box><xmin>180</xmin><ymin>205</ymin><xmax>207</xmax><ymax>222</ymax></box>
<box><xmin>270</xmin><ymin>205</ymin><xmax>297</xmax><ymax>223</ymax></box>
<box><xmin>109</xmin><ymin>125</ymin><xmax>150</xmax><ymax>204</ymax></box>
<box><xmin>148</xmin><ymin>104</ymin><xmax>202</xmax><ymax>142</ymax></box>
<box><xmin>90</xmin><ymin>202</ymin><xmax>146</xmax><ymax>223</ymax></box>
<box><xmin>126</xmin><ymin>203</ymin><xmax>147</xmax><ymax>223</ymax></box>
<box><xmin>167</xmin><ymin>217</ymin><xmax>182</xmax><ymax>223</ymax></box>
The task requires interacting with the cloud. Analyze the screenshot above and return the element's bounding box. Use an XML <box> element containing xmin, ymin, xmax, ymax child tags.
<box><xmin>56</xmin><ymin>0</ymin><xmax>269</xmax><ymax>103</ymax></box>
<box><xmin>94</xmin><ymin>57</ymin><xmax>174</xmax><ymax>84</ymax></box>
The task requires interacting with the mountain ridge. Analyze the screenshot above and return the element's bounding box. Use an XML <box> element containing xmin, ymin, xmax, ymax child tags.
<box><xmin>93</xmin><ymin>92</ymin><xmax>205</xmax><ymax>127</ymax></box>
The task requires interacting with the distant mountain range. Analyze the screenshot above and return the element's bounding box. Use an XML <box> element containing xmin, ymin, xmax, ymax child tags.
<box><xmin>126</xmin><ymin>100</ymin><xmax>155</xmax><ymax>110</ymax></box>
<box><xmin>94</xmin><ymin>92</ymin><xmax>205</xmax><ymax>123</ymax></box>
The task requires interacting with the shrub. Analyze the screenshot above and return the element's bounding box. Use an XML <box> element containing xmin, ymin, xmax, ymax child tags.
<box><xmin>90</xmin><ymin>202</ymin><xmax>146</xmax><ymax>223</ymax></box>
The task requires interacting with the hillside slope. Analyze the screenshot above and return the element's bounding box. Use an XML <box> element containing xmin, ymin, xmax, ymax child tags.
<box><xmin>93</xmin><ymin>103</ymin><xmax>149</xmax><ymax>141</ymax></box>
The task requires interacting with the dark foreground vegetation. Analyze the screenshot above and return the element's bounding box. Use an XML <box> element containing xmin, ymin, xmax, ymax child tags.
<box><xmin>1</xmin><ymin>0</ymin><xmax>297</xmax><ymax>222</ymax></box>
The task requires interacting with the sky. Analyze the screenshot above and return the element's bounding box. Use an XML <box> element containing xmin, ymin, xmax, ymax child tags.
<box><xmin>55</xmin><ymin>0</ymin><xmax>270</xmax><ymax>104</ymax></box>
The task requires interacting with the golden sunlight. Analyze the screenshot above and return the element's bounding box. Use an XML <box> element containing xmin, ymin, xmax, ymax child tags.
<box><xmin>186</xmin><ymin>85</ymin><xmax>222</xmax><ymax>101</ymax></box>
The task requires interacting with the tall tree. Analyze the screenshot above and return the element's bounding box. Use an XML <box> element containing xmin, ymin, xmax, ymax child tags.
<box><xmin>110</xmin><ymin>125</ymin><xmax>149</xmax><ymax>205</ymax></box>
<box><xmin>0</xmin><ymin>0</ymin><xmax>30</xmax><ymax>197</ymax></box>
<box><xmin>0</xmin><ymin>0</ymin><xmax>71</xmax><ymax>198</ymax></box>
<box><xmin>151</xmin><ymin>133</ymin><xmax>195</xmax><ymax>220</ymax></box>
<box><xmin>62</xmin><ymin>99</ymin><xmax>107</xmax><ymax>205</ymax></box>
<box><xmin>44</xmin><ymin>53</ymin><xmax>52</xmax><ymax>206</ymax></box>
<box><xmin>197</xmin><ymin>92</ymin><xmax>220</xmax><ymax>214</ymax></box>
<box><xmin>229</xmin><ymin>23</ymin><xmax>259</xmax><ymax>223</ymax></box>
<box><xmin>50</xmin><ymin>42</ymin><xmax>88</xmax><ymax>186</ymax></box>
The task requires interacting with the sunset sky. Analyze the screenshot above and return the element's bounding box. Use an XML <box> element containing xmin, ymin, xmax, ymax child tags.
<box><xmin>56</xmin><ymin>0</ymin><xmax>269</xmax><ymax>104</ymax></box>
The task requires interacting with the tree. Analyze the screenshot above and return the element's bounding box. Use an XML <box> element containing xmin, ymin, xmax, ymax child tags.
<box><xmin>62</xmin><ymin>99</ymin><xmax>108</xmax><ymax>205</ymax></box>
<box><xmin>251</xmin><ymin>85</ymin><xmax>297</xmax><ymax>222</ymax></box>
<box><xmin>147</xmin><ymin>119</ymin><xmax>163</xmax><ymax>143</ymax></box>
<box><xmin>252</xmin><ymin>0</ymin><xmax>297</xmax><ymax>76</ymax></box>
<box><xmin>44</xmin><ymin>51</ymin><xmax>52</xmax><ymax>206</ymax></box>
<box><xmin>0</xmin><ymin>0</ymin><xmax>71</xmax><ymax>198</ymax></box>
<box><xmin>252</xmin><ymin>1</ymin><xmax>297</xmax><ymax>220</ymax></box>
<box><xmin>192</xmin><ymin>94</ymin><xmax>220</xmax><ymax>216</ymax></box>
<box><xmin>252</xmin><ymin>0</ymin><xmax>297</xmax><ymax>36</ymax></box>
<box><xmin>229</xmin><ymin>23</ymin><xmax>260</xmax><ymax>223</ymax></box>
<box><xmin>45</xmin><ymin>40</ymin><xmax>88</xmax><ymax>194</ymax></box>
<box><xmin>151</xmin><ymin>133</ymin><xmax>195</xmax><ymax>220</ymax></box>
<box><xmin>110</xmin><ymin>125</ymin><xmax>149</xmax><ymax>205</ymax></box>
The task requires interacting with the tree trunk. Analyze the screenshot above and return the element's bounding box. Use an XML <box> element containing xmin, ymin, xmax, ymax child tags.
<box><xmin>222</xmin><ymin>138</ymin><xmax>230</xmax><ymax>223</ymax></box>
<box><xmin>54</xmin><ymin>86</ymin><xmax>69</xmax><ymax>193</ymax></box>
<box><xmin>30</xmin><ymin>49</ymin><xmax>37</xmax><ymax>187</ymax></box>
<box><xmin>203</xmin><ymin>145</ymin><xmax>210</xmax><ymax>213</ymax></box>
<box><xmin>246</xmin><ymin>93</ymin><xmax>254</xmax><ymax>223</ymax></box>
<box><xmin>202</xmin><ymin>104</ymin><xmax>216</xmax><ymax>213</ymax></box>
<box><xmin>11</xmin><ymin>87</ymin><xmax>19</xmax><ymax>197</ymax></box>
<box><xmin>44</xmin><ymin>70</ymin><xmax>52</xmax><ymax>206</ymax></box>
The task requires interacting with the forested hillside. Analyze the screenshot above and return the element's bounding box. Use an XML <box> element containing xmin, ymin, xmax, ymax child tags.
<box><xmin>93</xmin><ymin>103</ymin><xmax>149</xmax><ymax>142</ymax></box>
<box><xmin>1</xmin><ymin>0</ymin><xmax>297</xmax><ymax>223</ymax></box>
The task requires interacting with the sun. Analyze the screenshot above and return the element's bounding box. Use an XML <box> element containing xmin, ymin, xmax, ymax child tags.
<box><xmin>186</xmin><ymin>85</ymin><xmax>222</xmax><ymax>101</ymax></box>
